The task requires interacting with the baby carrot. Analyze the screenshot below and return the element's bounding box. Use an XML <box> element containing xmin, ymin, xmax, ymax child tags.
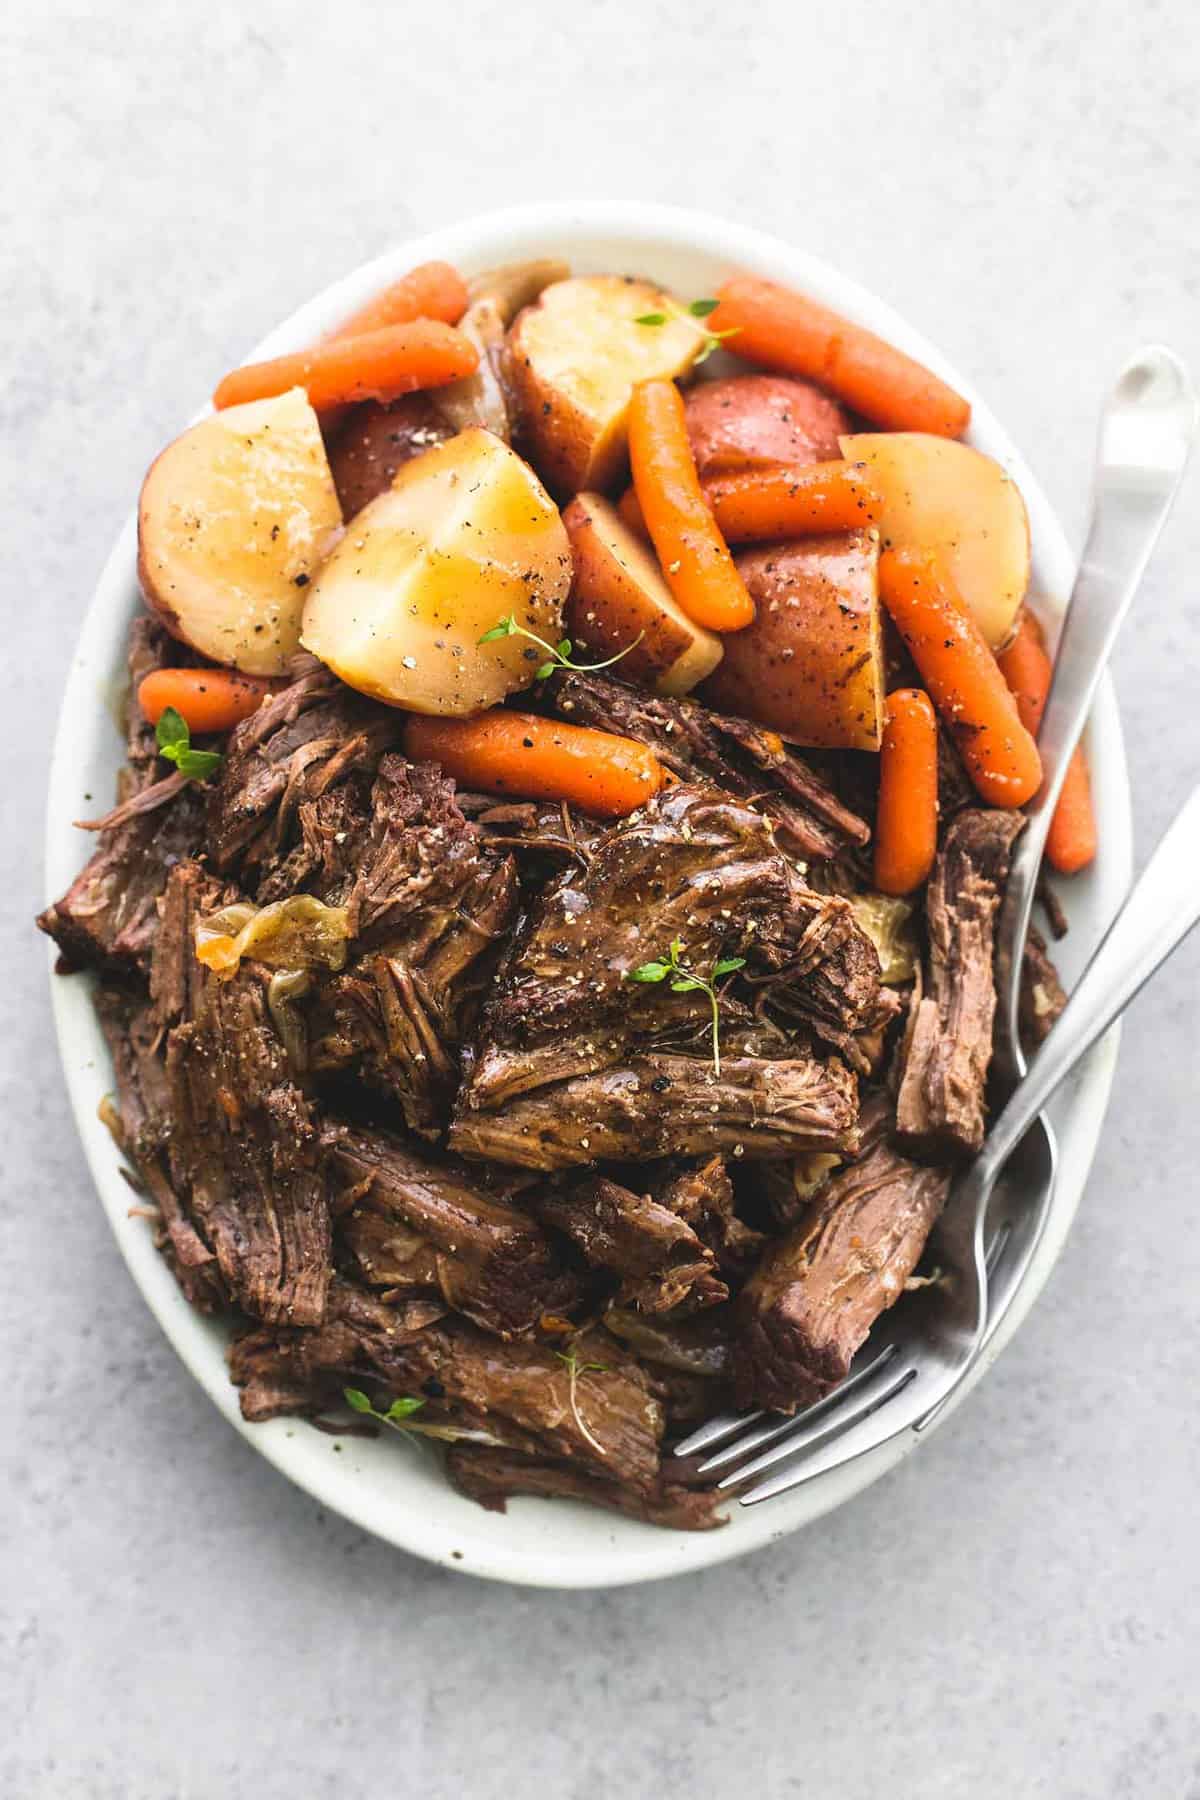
<box><xmin>707</xmin><ymin>276</ymin><xmax>971</xmax><ymax>439</ymax></box>
<box><xmin>213</xmin><ymin>319</ymin><xmax>478</xmax><ymax>412</ymax></box>
<box><xmin>874</xmin><ymin>689</ymin><xmax>938</xmax><ymax>895</ymax></box>
<box><xmin>403</xmin><ymin>710</ymin><xmax>667</xmax><ymax>819</ymax></box>
<box><xmin>997</xmin><ymin>609</ymin><xmax>1098</xmax><ymax>873</ymax></box>
<box><xmin>138</xmin><ymin>667</ymin><xmax>278</xmax><ymax>734</ymax></box>
<box><xmin>618</xmin><ymin>461</ymin><xmax>881</xmax><ymax>543</ymax></box>
<box><xmin>327</xmin><ymin>260</ymin><xmax>468</xmax><ymax>339</ymax></box>
<box><xmin>705</xmin><ymin>461</ymin><xmax>883</xmax><ymax>542</ymax></box>
<box><xmin>1045</xmin><ymin>756</ymin><xmax>1097</xmax><ymax>874</ymax></box>
<box><xmin>627</xmin><ymin>379</ymin><xmax>755</xmax><ymax>633</ymax></box>
<box><xmin>878</xmin><ymin>548</ymin><xmax>1042</xmax><ymax>808</ymax></box>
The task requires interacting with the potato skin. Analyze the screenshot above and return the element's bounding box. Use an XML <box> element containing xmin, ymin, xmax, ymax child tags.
<box><xmin>324</xmin><ymin>394</ymin><xmax>455</xmax><ymax>519</ymax></box>
<box><xmin>700</xmin><ymin>531</ymin><xmax>884</xmax><ymax>751</ymax></box>
<box><xmin>563</xmin><ymin>493</ymin><xmax>723</xmax><ymax>697</ymax></box>
<box><xmin>509</xmin><ymin>275</ymin><xmax>705</xmax><ymax>497</ymax></box>
<box><xmin>685</xmin><ymin>374</ymin><xmax>850</xmax><ymax>477</ymax></box>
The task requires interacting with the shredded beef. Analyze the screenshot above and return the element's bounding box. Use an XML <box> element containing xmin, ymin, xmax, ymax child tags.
<box><xmin>895</xmin><ymin>808</ymin><xmax>1024</xmax><ymax>1159</ymax></box>
<box><xmin>735</xmin><ymin>1108</ymin><xmax>952</xmax><ymax>1411</ymax></box>
<box><xmin>230</xmin><ymin>1305</ymin><xmax>663</xmax><ymax>1487</ymax></box>
<box><xmin>652</xmin><ymin>1155</ymin><xmax>765</xmax><ymax>1277</ymax></box>
<box><xmin>445</xmin><ymin>1446</ymin><xmax>725</xmax><ymax>1531</ymax></box>
<box><xmin>206</xmin><ymin>665</ymin><xmax>403</xmax><ymax>885</ymax></box>
<box><xmin>331</xmin><ymin>1123</ymin><xmax>575</xmax><ymax>1338</ymax></box>
<box><xmin>304</xmin><ymin>756</ymin><xmax>519</xmax><ymax>1134</ymax></box>
<box><xmin>1021</xmin><ymin>924</ymin><xmax>1068</xmax><ymax>1051</ymax></box>
<box><xmin>536</xmin><ymin>1175</ymin><xmax>727</xmax><ymax>1313</ymax></box>
<box><xmin>545</xmin><ymin>670</ymin><xmax>870</xmax><ymax>862</ymax></box>
<box><xmin>152</xmin><ymin>862</ymin><xmax>332</xmax><ymax>1325</ymax></box>
<box><xmin>38</xmin><ymin>621</ymin><xmax>206</xmax><ymax>974</ymax></box>
<box><xmin>451</xmin><ymin>783</ymin><xmax>864</xmax><ymax>1168</ymax></box>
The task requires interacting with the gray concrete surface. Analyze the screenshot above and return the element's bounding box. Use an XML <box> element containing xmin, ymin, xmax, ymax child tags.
<box><xmin>4</xmin><ymin>3</ymin><xmax>1199</xmax><ymax>1795</ymax></box>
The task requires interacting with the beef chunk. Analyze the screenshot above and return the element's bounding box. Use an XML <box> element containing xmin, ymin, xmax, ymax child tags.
<box><xmin>735</xmin><ymin>1121</ymin><xmax>952</xmax><ymax>1411</ymax></box>
<box><xmin>1020</xmin><ymin>924</ymin><xmax>1068</xmax><ymax>1052</ymax></box>
<box><xmin>753</xmin><ymin>869</ymin><xmax>889</xmax><ymax>1065</ymax></box>
<box><xmin>445</xmin><ymin>1446</ymin><xmax>725</xmax><ymax>1531</ymax></box>
<box><xmin>536</xmin><ymin>1175</ymin><xmax>727</xmax><ymax>1313</ymax></box>
<box><xmin>39</xmin><ymin>783</ymin><xmax>205</xmax><ymax>974</ymax></box>
<box><xmin>230</xmin><ymin>1281</ymin><xmax>446</xmax><ymax>1421</ymax></box>
<box><xmin>454</xmin><ymin>1047</ymin><xmax>858</xmax><ymax>1172</ymax></box>
<box><xmin>305</xmin><ymin>757</ymin><xmax>519</xmax><ymax>1134</ymax></box>
<box><xmin>546</xmin><ymin>670</ymin><xmax>869</xmax><ymax>862</ymax></box>
<box><xmin>451</xmin><ymin>784</ymin><xmax>862</xmax><ymax>1168</ymax></box>
<box><xmin>652</xmin><ymin>1156</ymin><xmax>765</xmax><ymax>1276</ymax></box>
<box><xmin>38</xmin><ymin>620</ymin><xmax>206</xmax><ymax>974</ymax></box>
<box><xmin>207</xmin><ymin>665</ymin><xmax>403</xmax><ymax>884</ymax></box>
<box><xmin>152</xmin><ymin>862</ymin><xmax>332</xmax><ymax>1326</ymax></box>
<box><xmin>896</xmin><ymin>809</ymin><xmax>1024</xmax><ymax>1159</ymax></box>
<box><xmin>231</xmin><ymin>1304</ymin><xmax>664</xmax><ymax>1487</ymax></box>
<box><xmin>456</xmin><ymin>793</ymin><xmax>602</xmax><ymax>872</ymax></box>
<box><xmin>96</xmin><ymin>988</ymin><xmax>225</xmax><ymax>1311</ymax></box>
<box><xmin>332</xmin><ymin>1124</ymin><xmax>575</xmax><ymax>1338</ymax></box>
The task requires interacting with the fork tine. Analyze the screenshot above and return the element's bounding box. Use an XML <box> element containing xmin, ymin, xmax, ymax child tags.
<box><xmin>740</xmin><ymin>1375</ymin><xmax>928</xmax><ymax>1504</ymax></box>
<box><xmin>719</xmin><ymin>1358</ymin><xmax>917</xmax><ymax>1490</ymax></box>
<box><xmin>696</xmin><ymin>1344</ymin><xmax>900</xmax><ymax>1477</ymax></box>
<box><xmin>672</xmin><ymin>1409</ymin><xmax>764</xmax><ymax>1460</ymax></box>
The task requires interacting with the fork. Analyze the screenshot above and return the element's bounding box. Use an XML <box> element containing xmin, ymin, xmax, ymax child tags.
<box><xmin>907</xmin><ymin>347</ymin><xmax>1195</xmax><ymax>1445</ymax></box>
<box><xmin>675</xmin><ymin>780</ymin><xmax>1200</xmax><ymax>1507</ymax></box>
<box><xmin>675</xmin><ymin>346</ymin><xmax>1196</xmax><ymax>1506</ymax></box>
<box><xmin>975</xmin><ymin>345</ymin><xmax>1197</xmax><ymax>1355</ymax></box>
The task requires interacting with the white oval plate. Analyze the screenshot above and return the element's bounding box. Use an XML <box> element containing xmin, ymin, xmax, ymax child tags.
<box><xmin>44</xmin><ymin>202</ymin><xmax>1130</xmax><ymax>1588</ymax></box>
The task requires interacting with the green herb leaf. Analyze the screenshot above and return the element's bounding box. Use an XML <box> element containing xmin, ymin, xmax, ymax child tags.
<box><xmin>670</xmin><ymin>976</ymin><xmax>703</xmax><ymax>993</ymax></box>
<box><xmin>627</xmin><ymin>961</ymin><xmax>670</xmax><ymax>983</ymax></box>
<box><xmin>533</xmin><ymin>661</ymin><xmax>556</xmax><ymax>681</ymax></box>
<box><xmin>155</xmin><ymin>705</ymin><xmax>222</xmax><ymax>784</ymax></box>
<box><xmin>344</xmin><ymin>1387</ymin><xmax>373</xmax><ymax>1414</ymax></box>
<box><xmin>688</xmin><ymin>298</ymin><xmax>719</xmax><ymax>317</ymax></box>
<box><xmin>556</xmin><ymin>639</ymin><xmax>572</xmax><ymax>658</ymax></box>
<box><xmin>477</xmin><ymin>615</ymin><xmax>517</xmax><ymax>644</ymax></box>
<box><xmin>712</xmin><ymin>956</ymin><xmax>747</xmax><ymax>977</ymax></box>
<box><xmin>635</xmin><ymin>312</ymin><xmax>667</xmax><ymax>327</ymax></box>
<box><xmin>156</xmin><ymin>706</ymin><xmax>189</xmax><ymax>754</ymax></box>
<box><xmin>175</xmin><ymin>747</ymin><xmax>223</xmax><ymax>780</ymax></box>
<box><xmin>386</xmin><ymin>1396</ymin><xmax>426</xmax><ymax>1421</ymax></box>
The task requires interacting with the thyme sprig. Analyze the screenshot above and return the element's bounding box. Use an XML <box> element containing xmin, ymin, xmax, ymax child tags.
<box><xmin>634</xmin><ymin>296</ymin><xmax>740</xmax><ymax>365</ymax></box>
<box><xmin>626</xmin><ymin>936</ymin><xmax>746</xmax><ymax>1076</ymax></box>
<box><xmin>554</xmin><ymin>1346</ymin><xmax>610</xmax><ymax>1457</ymax></box>
<box><xmin>344</xmin><ymin>1387</ymin><xmax>426</xmax><ymax>1434</ymax></box>
<box><xmin>478</xmin><ymin>614</ymin><xmax>643</xmax><ymax>681</ymax></box>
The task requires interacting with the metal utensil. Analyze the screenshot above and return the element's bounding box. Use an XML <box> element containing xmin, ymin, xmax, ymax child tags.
<box><xmin>676</xmin><ymin>777</ymin><xmax>1200</xmax><ymax>1503</ymax></box>
<box><xmin>978</xmin><ymin>345</ymin><xmax>1196</xmax><ymax>1363</ymax></box>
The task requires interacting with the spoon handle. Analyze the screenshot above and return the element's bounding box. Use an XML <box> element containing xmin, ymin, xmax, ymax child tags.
<box><xmin>998</xmin><ymin>347</ymin><xmax>1197</xmax><ymax>1061</ymax></box>
<box><xmin>983</xmin><ymin>780</ymin><xmax>1200</xmax><ymax>1184</ymax></box>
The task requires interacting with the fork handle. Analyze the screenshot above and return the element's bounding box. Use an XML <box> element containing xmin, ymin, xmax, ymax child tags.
<box><xmin>983</xmin><ymin>779</ymin><xmax>1200</xmax><ymax>1187</ymax></box>
<box><xmin>999</xmin><ymin>346</ymin><xmax>1197</xmax><ymax>1062</ymax></box>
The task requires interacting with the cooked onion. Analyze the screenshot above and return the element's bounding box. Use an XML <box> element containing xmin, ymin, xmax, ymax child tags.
<box><xmin>195</xmin><ymin>896</ymin><xmax>350</xmax><ymax>979</ymax></box>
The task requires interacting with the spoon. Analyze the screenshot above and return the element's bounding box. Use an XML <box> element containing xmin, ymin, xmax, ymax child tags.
<box><xmin>938</xmin><ymin>345</ymin><xmax>1197</xmax><ymax>1408</ymax></box>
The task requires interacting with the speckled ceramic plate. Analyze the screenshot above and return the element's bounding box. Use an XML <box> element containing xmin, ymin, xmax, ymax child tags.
<box><xmin>43</xmin><ymin>203</ymin><xmax>1131</xmax><ymax>1588</ymax></box>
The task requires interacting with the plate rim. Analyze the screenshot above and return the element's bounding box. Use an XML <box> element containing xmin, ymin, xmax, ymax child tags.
<box><xmin>42</xmin><ymin>199</ymin><xmax>1132</xmax><ymax>1588</ymax></box>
